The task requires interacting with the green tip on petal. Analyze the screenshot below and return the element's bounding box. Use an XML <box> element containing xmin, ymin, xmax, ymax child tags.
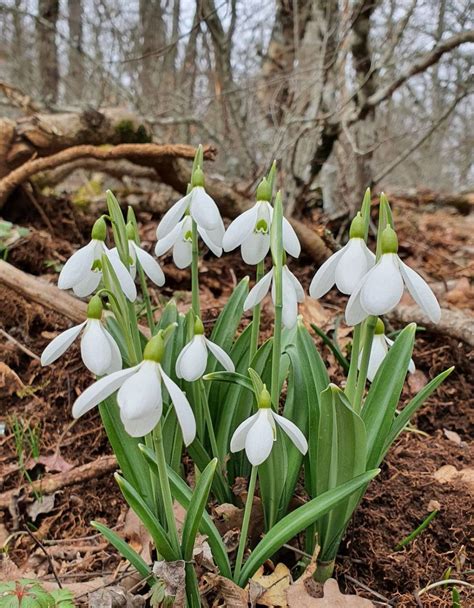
<box><xmin>258</xmin><ymin>385</ymin><xmax>272</xmax><ymax>409</ymax></box>
<box><xmin>143</xmin><ymin>333</ymin><xmax>165</xmax><ymax>363</ymax></box>
<box><xmin>374</xmin><ymin>317</ymin><xmax>385</xmax><ymax>335</ymax></box>
<box><xmin>349</xmin><ymin>212</ymin><xmax>365</xmax><ymax>239</ymax></box>
<box><xmin>381</xmin><ymin>225</ymin><xmax>398</xmax><ymax>254</ymax></box>
<box><xmin>91</xmin><ymin>217</ymin><xmax>107</xmax><ymax>241</ymax></box>
<box><xmin>126</xmin><ymin>222</ymin><xmax>136</xmax><ymax>240</ymax></box>
<box><xmin>191</xmin><ymin>167</ymin><xmax>205</xmax><ymax>188</ymax></box>
<box><xmin>87</xmin><ymin>295</ymin><xmax>103</xmax><ymax>319</ymax></box>
<box><xmin>194</xmin><ymin>316</ymin><xmax>204</xmax><ymax>335</ymax></box>
<box><xmin>256</xmin><ymin>177</ymin><xmax>272</xmax><ymax>202</ymax></box>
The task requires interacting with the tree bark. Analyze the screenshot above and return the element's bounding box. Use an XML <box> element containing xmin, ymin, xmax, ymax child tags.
<box><xmin>36</xmin><ymin>0</ymin><xmax>60</xmax><ymax>106</ymax></box>
<box><xmin>66</xmin><ymin>0</ymin><xmax>85</xmax><ymax>102</ymax></box>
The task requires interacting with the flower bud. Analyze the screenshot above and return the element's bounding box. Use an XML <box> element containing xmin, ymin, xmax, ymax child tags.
<box><xmin>380</xmin><ymin>225</ymin><xmax>398</xmax><ymax>254</ymax></box>
<box><xmin>194</xmin><ymin>316</ymin><xmax>204</xmax><ymax>335</ymax></box>
<box><xmin>126</xmin><ymin>222</ymin><xmax>136</xmax><ymax>240</ymax></box>
<box><xmin>91</xmin><ymin>217</ymin><xmax>107</xmax><ymax>241</ymax></box>
<box><xmin>258</xmin><ymin>385</ymin><xmax>272</xmax><ymax>409</ymax></box>
<box><xmin>191</xmin><ymin>167</ymin><xmax>205</xmax><ymax>188</ymax></box>
<box><xmin>86</xmin><ymin>295</ymin><xmax>103</xmax><ymax>319</ymax></box>
<box><xmin>143</xmin><ymin>333</ymin><xmax>165</xmax><ymax>363</ymax></box>
<box><xmin>374</xmin><ymin>317</ymin><xmax>385</xmax><ymax>335</ymax></box>
<box><xmin>256</xmin><ymin>177</ymin><xmax>272</xmax><ymax>202</ymax></box>
<box><xmin>349</xmin><ymin>212</ymin><xmax>365</xmax><ymax>239</ymax></box>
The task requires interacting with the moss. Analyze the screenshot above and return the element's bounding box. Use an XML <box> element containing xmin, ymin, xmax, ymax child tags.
<box><xmin>115</xmin><ymin>120</ymin><xmax>152</xmax><ymax>143</ymax></box>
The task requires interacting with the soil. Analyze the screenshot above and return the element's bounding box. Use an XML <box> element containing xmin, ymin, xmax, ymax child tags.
<box><xmin>0</xmin><ymin>192</ymin><xmax>472</xmax><ymax>606</ymax></box>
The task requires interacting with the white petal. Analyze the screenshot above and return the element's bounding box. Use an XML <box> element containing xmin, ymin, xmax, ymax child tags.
<box><xmin>245</xmin><ymin>410</ymin><xmax>275</xmax><ymax>466</ymax></box>
<box><xmin>156</xmin><ymin>194</ymin><xmax>191</xmax><ymax>239</ymax></box>
<box><xmin>103</xmin><ymin>327</ymin><xmax>123</xmax><ymax>374</ymax></box>
<box><xmin>273</xmin><ymin>412</ymin><xmax>308</xmax><ymax>454</ymax></box>
<box><xmin>131</xmin><ymin>242</ymin><xmax>165</xmax><ymax>286</ymax></box>
<box><xmin>282</xmin><ymin>218</ymin><xmax>301</xmax><ymax>258</ymax></box>
<box><xmin>399</xmin><ymin>260</ymin><xmax>441</xmax><ymax>323</ymax></box>
<box><xmin>58</xmin><ymin>241</ymin><xmax>96</xmax><ymax>289</ymax></box>
<box><xmin>202</xmin><ymin>215</ymin><xmax>225</xmax><ymax>249</ymax></box>
<box><xmin>280</xmin><ymin>269</ymin><xmax>299</xmax><ymax>328</ymax></box>
<box><xmin>190</xmin><ymin>187</ymin><xmax>222</xmax><ymax>231</ymax></box>
<box><xmin>345</xmin><ymin>275</ymin><xmax>370</xmax><ymax>325</ymax></box>
<box><xmin>155</xmin><ymin>221</ymin><xmax>182</xmax><ymax>256</ymax></box>
<box><xmin>222</xmin><ymin>206</ymin><xmax>258</xmax><ymax>251</ymax></box>
<box><xmin>41</xmin><ymin>322</ymin><xmax>86</xmax><ymax>366</ymax></box>
<box><xmin>173</xmin><ymin>238</ymin><xmax>192</xmax><ymax>269</ymax></box>
<box><xmin>105</xmin><ymin>247</ymin><xmax>137</xmax><ymax>302</ymax></box>
<box><xmin>309</xmin><ymin>244</ymin><xmax>349</xmax><ymax>299</ymax></box>
<box><xmin>160</xmin><ymin>368</ymin><xmax>196</xmax><ymax>446</ymax></box>
<box><xmin>335</xmin><ymin>238</ymin><xmax>372</xmax><ymax>295</ymax></box>
<box><xmin>283</xmin><ymin>266</ymin><xmax>305</xmax><ymax>302</ymax></box>
<box><xmin>230</xmin><ymin>412</ymin><xmax>258</xmax><ymax>452</ymax></box>
<box><xmin>241</xmin><ymin>231</ymin><xmax>270</xmax><ymax>265</ymax></box>
<box><xmin>118</xmin><ymin>360</ymin><xmax>162</xmax><ymax>420</ymax></box>
<box><xmin>72</xmin><ymin>365</ymin><xmax>140</xmax><ymax>418</ymax></box>
<box><xmin>360</xmin><ymin>254</ymin><xmax>404</xmax><ymax>316</ymax></box>
<box><xmin>72</xmin><ymin>269</ymin><xmax>102</xmax><ymax>297</ymax></box>
<box><xmin>81</xmin><ymin>320</ymin><xmax>113</xmax><ymax>376</ymax></box>
<box><xmin>362</xmin><ymin>334</ymin><xmax>388</xmax><ymax>382</ymax></box>
<box><xmin>204</xmin><ymin>338</ymin><xmax>235</xmax><ymax>372</ymax></box>
<box><xmin>198</xmin><ymin>226</ymin><xmax>223</xmax><ymax>257</ymax></box>
<box><xmin>121</xmin><ymin>406</ymin><xmax>162</xmax><ymax>437</ymax></box>
<box><xmin>243</xmin><ymin>268</ymin><xmax>274</xmax><ymax>311</ymax></box>
<box><xmin>175</xmin><ymin>336</ymin><xmax>208</xmax><ymax>381</ymax></box>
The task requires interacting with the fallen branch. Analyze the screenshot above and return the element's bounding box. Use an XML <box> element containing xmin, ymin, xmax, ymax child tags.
<box><xmin>0</xmin><ymin>455</ymin><xmax>117</xmax><ymax>510</ymax></box>
<box><xmin>386</xmin><ymin>188</ymin><xmax>474</xmax><ymax>214</ymax></box>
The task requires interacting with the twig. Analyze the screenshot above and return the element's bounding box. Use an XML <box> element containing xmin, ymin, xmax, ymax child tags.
<box><xmin>23</xmin><ymin>521</ymin><xmax>63</xmax><ymax>588</ymax></box>
<box><xmin>344</xmin><ymin>574</ymin><xmax>392</xmax><ymax>605</ymax></box>
<box><xmin>0</xmin><ymin>328</ymin><xmax>40</xmax><ymax>361</ymax></box>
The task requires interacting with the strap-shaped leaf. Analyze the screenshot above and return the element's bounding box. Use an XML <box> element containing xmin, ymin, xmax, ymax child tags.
<box><xmin>187</xmin><ymin>437</ymin><xmax>232</xmax><ymax>504</ymax></box>
<box><xmin>203</xmin><ymin>371</ymin><xmax>254</xmax><ymax>393</ymax></box>
<box><xmin>181</xmin><ymin>459</ymin><xmax>217</xmax><ymax>561</ymax></box>
<box><xmin>362</xmin><ymin>324</ymin><xmax>416</xmax><ymax>468</ymax></box>
<box><xmin>310</xmin><ymin>322</ymin><xmax>349</xmax><ymax>372</ymax></box>
<box><xmin>383</xmin><ymin>366</ymin><xmax>454</xmax><ymax>458</ymax></box>
<box><xmin>92</xmin><ymin>520</ymin><xmax>151</xmax><ymax>580</ymax></box>
<box><xmin>106</xmin><ymin>190</ymin><xmax>128</xmax><ymax>260</ymax></box>
<box><xmin>209</xmin><ymin>277</ymin><xmax>249</xmax><ymax>354</ymax></box>
<box><xmin>139</xmin><ymin>445</ymin><xmax>232</xmax><ymax>579</ymax></box>
<box><xmin>237</xmin><ymin>469</ymin><xmax>379</xmax><ymax>586</ymax></box>
<box><xmin>115</xmin><ymin>473</ymin><xmax>178</xmax><ymax>561</ymax></box>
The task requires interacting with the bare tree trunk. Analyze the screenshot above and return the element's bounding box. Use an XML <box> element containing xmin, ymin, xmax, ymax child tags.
<box><xmin>139</xmin><ymin>0</ymin><xmax>167</xmax><ymax>103</ymax></box>
<box><xmin>66</xmin><ymin>0</ymin><xmax>85</xmax><ymax>103</ymax></box>
<box><xmin>36</xmin><ymin>0</ymin><xmax>60</xmax><ymax>106</ymax></box>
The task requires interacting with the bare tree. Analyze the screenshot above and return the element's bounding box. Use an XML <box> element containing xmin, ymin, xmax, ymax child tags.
<box><xmin>36</xmin><ymin>0</ymin><xmax>59</xmax><ymax>106</ymax></box>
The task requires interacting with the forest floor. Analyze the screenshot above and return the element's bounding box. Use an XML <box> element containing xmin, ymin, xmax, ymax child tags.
<box><xmin>0</xmin><ymin>189</ymin><xmax>472</xmax><ymax>607</ymax></box>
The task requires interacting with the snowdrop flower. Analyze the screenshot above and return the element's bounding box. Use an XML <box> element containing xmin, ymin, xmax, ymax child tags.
<box><xmin>360</xmin><ymin>318</ymin><xmax>415</xmax><ymax>382</ymax></box>
<box><xmin>155</xmin><ymin>214</ymin><xmax>223</xmax><ymax>269</ymax></box>
<box><xmin>72</xmin><ymin>333</ymin><xmax>196</xmax><ymax>442</ymax></box>
<box><xmin>222</xmin><ymin>178</ymin><xmax>301</xmax><ymax>264</ymax></box>
<box><xmin>41</xmin><ymin>296</ymin><xmax>121</xmax><ymax>376</ymax></box>
<box><xmin>230</xmin><ymin>387</ymin><xmax>307</xmax><ymax>466</ymax></box>
<box><xmin>243</xmin><ymin>265</ymin><xmax>304</xmax><ymax>329</ymax></box>
<box><xmin>156</xmin><ymin>168</ymin><xmax>224</xmax><ymax>246</ymax></box>
<box><xmin>346</xmin><ymin>226</ymin><xmax>441</xmax><ymax>326</ymax></box>
<box><xmin>310</xmin><ymin>213</ymin><xmax>375</xmax><ymax>298</ymax></box>
<box><xmin>176</xmin><ymin>318</ymin><xmax>234</xmax><ymax>381</ymax></box>
<box><xmin>58</xmin><ymin>217</ymin><xmax>137</xmax><ymax>301</ymax></box>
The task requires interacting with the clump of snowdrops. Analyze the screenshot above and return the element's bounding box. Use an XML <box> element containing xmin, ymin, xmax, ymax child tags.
<box><xmin>42</xmin><ymin>147</ymin><xmax>451</xmax><ymax>605</ymax></box>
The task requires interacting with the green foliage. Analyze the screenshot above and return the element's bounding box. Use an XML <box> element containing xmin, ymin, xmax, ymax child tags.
<box><xmin>114</xmin><ymin>120</ymin><xmax>151</xmax><ymax>143</ymax></box>
<box><xmin>0</xmin><ymin>580</ymin><xmax>74</xmax><ymax>608</ymax></box>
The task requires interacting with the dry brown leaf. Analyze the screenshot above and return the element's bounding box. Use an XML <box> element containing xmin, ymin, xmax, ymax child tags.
<box><xmin>89</xmin><ymin>585</ymin><xmax>145</xmax><ymax>607</ymax></box>
<box><xmin>122</xmin><ymin>508</ymin><xmax>152</xmax><ymax>563</ymax></box>
<box><xmin>26</xmin><ymin>492</ymin><xmax>57</xmax><ymax>522</ymax></box>
<box><xmin>250</xmin><ymin>563</ymin><xmax>292</xmax><ymax>607</ymax></box>
<box><xmin>287</xmin><ymin>576</ymin><xmax>374</xmax><ymax>607</ymax></box>
<box><xmin>153</xmin><ymin>560</ymin><xmax>186</xmax><ymax>608</ymax></box>
<box><xmin>433</xmin><ymin>465</ymin><xmax>474</xmax><ymax>495</ymax></box>
<box><xmin>407</xmin><ymin>369</ymin><xmax>427</xmax><ymax>394</ymax></box>
<box><xmin>193</xmin><ymin>534</ymin><xmax>217</xmax><ymax>573</ymax></box>
<box><xmin>35</xmin><ymin>452</ymin><xmax>75</xmax><ymax>473</ymax></box>
<box><xmin>204</xmin><ymin>573</ymin><xmax>248</xmax><ymax>608</ymax></box>
<box><xmin>0</xmin><ymin>362</ymin><xmax>24</xmax><ymax>397</ymax></box>
<box><xmin>443</xmin><ymin>429</ymin><xmax>465</xmax><ymax>447</ymax></box>
<box><xmin>299</xmin><ymin>299</ymin><xmax>331</xmax><ymax>329</ymax></box>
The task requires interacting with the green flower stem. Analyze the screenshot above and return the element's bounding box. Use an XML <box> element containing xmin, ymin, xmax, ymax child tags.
<box><xmin>191</xmin><ymin>220</ymin><xmax>200</xmax><ymax>318</ymax></box>
<box><xmin>152</xmin><ymin>423</ymin><xmax>181</xmax><ymax>556</ymax></box>
<box><xmin>137</xmin><ymin>262</ymin><xmax>155</xmax><ymax>334</ymax></box>
<box><xmin>271</xmin><ymin>265</ymin><xmax>283</xmax><ymax>411</ymax></box>
<box><xmin>353</xmin><ymin>315</ymin><xmax>377</xmax><ymax>413</ymax></box>
<box><xmin>233</xmin><ymin>465</ymin><xmax>258</xmax><ymax>581</ymax></box>
<box><xmin>127</xmin><ymin>300</ymin><xmax>143</xmax><ymax>363</ymax></box>
<box><xmin>144</xmin><ymin>433</ymin><xmax>162</xmax><ymax>519</ymax></box>
<box><xmin>199</xmin><ymin>380</ymin><xmax>220</xmax><ymax>463</ymax></box>
<box><xmin>249</xmin><ymin>260</ymin><xmax>264</xmax><ymax>363</ymax></box>
<box><xmin>344</xmin><ymin>323</ymin><xmax>361</xmax><ymax>402</ymax></box>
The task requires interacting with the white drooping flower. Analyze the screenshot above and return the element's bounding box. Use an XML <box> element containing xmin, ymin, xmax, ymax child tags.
<box><xmin>111</xmin><ymin>225</ymin><xmax>165</xmax><ymax>287</ymax></box>
<box><xmin>72</xmin><ymin>334</ymin><xmax>196</xmax><ymax>442</ymax></box>
<box><xmin>58</xmin><ymin>218</ymin><xmax>137</xmax><ymax>301</ymax></box>
<box><xmin>310</xmin><ymin>214</ymin><xmax>375</xmax><ymax>298</ymax></box>
<box><xmin>222</xmin><ymin>179</ymin><xmax>300</xmax><ymax>264</ymax></box>
<box><xmin>346</xmin><ymin>226</ymin><xmax>441</xmax><ymax>326</ymax></box>
<box><xmin>175</xmin><ymin>318</ymin><xmax>234</xmax><ymax>381</ymax></box>
<box><xmin>155</xmin><ymin>214</ymin><xmax>223</xmax><ymax>269</ymax></box>
<box><xmin>360</xmin><ymin>318</ymin><xmax>415</xmax><ymax>382</ymax></box>
<box><xmin>156</xmin><ymin>168</ymin><xmax>224</xmax><ymax>246</ymax></box>
<box><xmin>230</xmin><ymin>389</ymin><xmax>308</xmax><ymax>466</ymax></box>
<box><xmin>243</xmin><ymin>265</ymin><xmax>304</xmax><ymax>329</ymax></box>
<box><xmin>41</xmin><ymin>296</ymin><xmax>122</xmax><ymax>376</ymax></box>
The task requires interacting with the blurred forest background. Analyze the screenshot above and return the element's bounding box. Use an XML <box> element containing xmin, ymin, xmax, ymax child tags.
<box><xmin>0</xmin><ymin>0</ymin><xmax>472</xmax><ymax>217</ymax></box>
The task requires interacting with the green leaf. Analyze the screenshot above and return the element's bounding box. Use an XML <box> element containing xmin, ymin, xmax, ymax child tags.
<box><xmin>209</xmin><ymin>277</ymin><xmax>249</xmax><ymax>357</ymax></box>
<box><xmin>139</xmin><ymin>444</ymin><xmax>232</xmax><ymax>579</ymax></box>
<box><xmin>360</xmin><ymin>187</ymin><xmax>371</xmax><ymax>242</ymax></box>
<box><xmin>314</xmin><ymin>385</ymin><xmax>367</xmax><ymax>560</ymax></box>
<box><xmin>237</xmin><ymin>470</ymin><xmax>379</xmax><ymax>586</ymax></box>
<box><xmin>203</xmin><ymin>371</ymin><xmax>254</xmax><ymax>393</ymax></box>
<box><xmin>375</xmin><ymin>193</ymin><xmax>394</xmax><ymax>260</ymax></box>
<box><xmin>383</xmin><ymin>366</ymin><xmax>454</xmax><ymax>455</ymax></box>
<box><xmin>106</xmin><ymin>190</ymin><xmax>128</xmax><ymax>261</ymax></box>
<box><xmin>310</xmin><ymin>322</ymin><xmax>349</xmax><ymax>373</ymax></box>
<box><xmin>362</xmin><ymin>324</ymin><xmax>416</xmax><ymax>468</ymax></box>
<box><xmin>248</xmin><ymin>368</ymin><xmax>264</xmax><ymax>397</ymax></box>
<box><xmin>187</xmin><ymin>437</ymin><xmax>232</xmax><ymax>504</ymax></box>
<box><xmin>115</xmin><ymin>473</ymin><xmax>178</xmax><ymax>561</ymax></box>
<box><xmin>181</xmin><ymin>459</ymin><xmax>217</xmax><ymax>561</ymax></box>
<box><xmin>92</xmin><ymin>521</ymin><xmax>152</xmax><ymax>580</ymax></box>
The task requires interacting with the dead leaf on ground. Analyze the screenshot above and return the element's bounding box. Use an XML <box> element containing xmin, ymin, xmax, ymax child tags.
<box><xmin>299</xmin><ymin>299</ymin><xmax>331</xmax><ymax>329</ymax></box>
<box><xmin>26</xmin><ymin>492</ymin><xmax>57</xmax><ymax>522</ymax></box>
<box><xmin>89</xmin><ymin>585</ymin><xmax>145</xmax><ymax>607</ymax></box>
<box><xmin>26</xmin><ymin>452</ymin><xmax>75</xmax><ymax>473</ymax></box>
<box><xmin>193</xmin><ymin>534</ymin><xmax>217</xmax><ymax>573</ymax></box>
<box><xmin>443</xmin><ymin>429</ymin><xmax>466</xmax><ymax>447</ymax></box>
<box><xmin>288</xmin><ymin>576</ymin><xmax>374</xmax><ymax>607</ymax></box>
<box><xmin>122</xmin><ymin>508</ymin><xmax>152</xmax><ymax>563</ymax></box>
<box><xmin>203</xmin><ymin>573</ymin><xmax>248</xmax><ymax>608</ymax></box>
<box><xmin>445</xmin><ymin>277</ymin><xmax>473</xmax><ymax>310</ymax></box>
<box><xmin>407</xmin><ymin>369</ymin><xmax>427</xmax><ymax>394</ymax></box>
<box><xmin>433</xmin><ymin>465</ymin><xmax>474</xmax><ymax>495</ymax></box>
<box><xmin>153</xmin><ymin>560</ymin><xmax>186</xmax><ymax>608</ymax></box>
<box><xmin>250</xmin><ymin>563</ymin><xmax>292</xmax><ymax>607</ymax></box>
<box><xmin>0</xmin><ymin>362</ymin><xmax>24</xmax><ymax>397</ymax></box>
